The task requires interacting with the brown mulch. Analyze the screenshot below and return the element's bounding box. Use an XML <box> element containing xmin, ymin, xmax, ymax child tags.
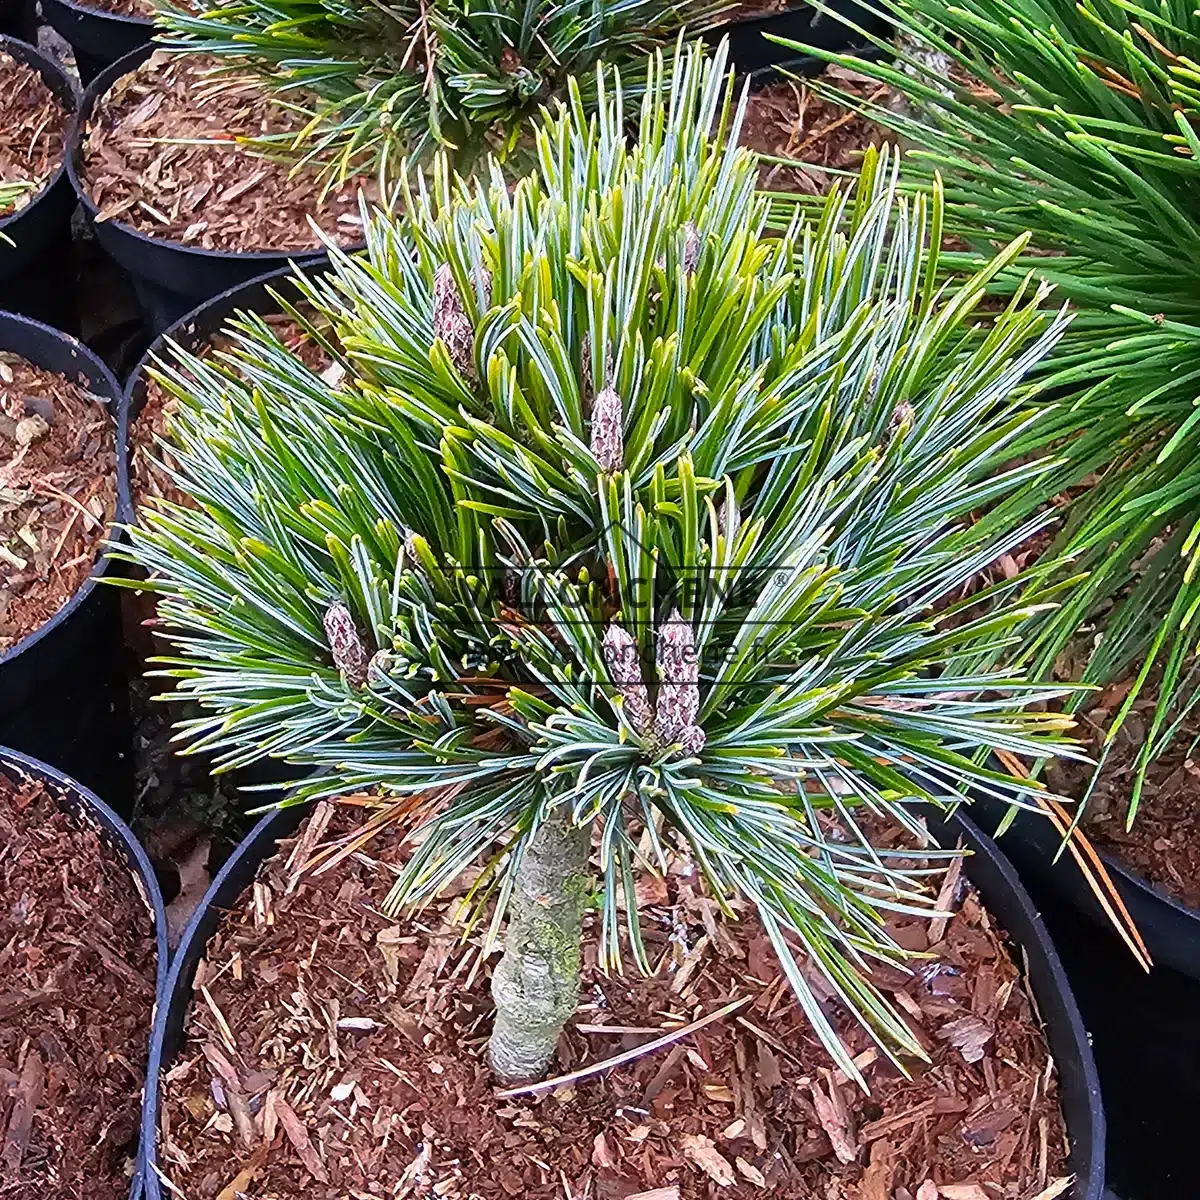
<box><xmin>740</xmin><ymin>70</ymin><xmax>893</xmax><ymax>195</ymax></box>
<box><xmin>134</xmin><ymin>308</ymin><xmax>334</xmax><ymax>512</ymax></box>
<box><xmin>71</xmin><ymin>0</ymin><xmax>155</xmax><ymax>17</ymax></box>
<box><xmin>0</xmin><ymin>53</ymin><xmax>69</xmax><ymax>217</ymax></box>
<box><xmin>0</xmin><ymin>354</ymin><xmax>116</xmax><ymax>653</ymax></box>
<box><xmin>1047</xmin><ymin>677</ymin><xmax>1200</xmax><ymax>911</ymax></box>
<box><xmin>0</xmin><ymin>769</ymin><xmax>158</xmax><ymax>1198</ymax></box>
<box><xmin>158</xmin><ymin>802</ymin><xmax>1071</xmax><ymax>1200</ymax></box>
<box><xmin>80</xmin><ymin>51</ymin><xmax>377</xmax><ymax>253</ymax></box>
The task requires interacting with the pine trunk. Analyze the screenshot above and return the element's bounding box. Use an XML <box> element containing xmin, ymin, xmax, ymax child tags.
<box><xmin>488</xmin><ymin>817</ymin><xmax>590</xmax><ymax>1083</ymax></box>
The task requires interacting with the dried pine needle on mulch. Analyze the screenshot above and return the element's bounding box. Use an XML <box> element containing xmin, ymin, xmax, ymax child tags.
<box><xmin>0</xmin><ymin>53</ymin><xmax>69</xmax><ymax>217</ymax></box>
<box><xmin>739</xmin><ymin>70</ymin><xmax>894</xmax><ymax>195</ymax></box>
<box><xmin>0</xmin><ymin>771</ymin><xmax>158</xmax><ymax>1198</ymax></box>
<box><xmin>0</xmin><ymin>354</ymin><xmax>116</xmax><ymax>652</ymax></box>
<box><xmin>80</xmin><ymin>51</ymin><xmax>377</xmax><ymax>253</ymax></box>
<box><xmin>158</xmin><ymin>801</ymin><xmax>1073</xmax><ymax>1200</ymax></box>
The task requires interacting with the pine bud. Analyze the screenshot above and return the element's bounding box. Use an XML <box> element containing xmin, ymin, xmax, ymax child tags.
<box><xmin>679</xmin><ymin>724</ymin><xmax>706</xmax><ymax>756</ymax></box>
<box><xmin>887</xmin><ymin>400</ymin><xmax>915</xmax><ymax>444</ymax></box>
<box><xmin>324</xmin><ymin>601</ymin><xmax>369</xmax><ymax>688</ymax></box>
<box><xmin>433</xmin><ymin>263</ymin><xmax>475</xmax><ymax>382</ymax></box>
<box><xmin>602</xmin><ymin>623</ymin><xmax>652</xmax><ymax>734</ymax></box>
<box><xmin>655</xmin><ymin>609</ymin><xmax>701</xmax><ymax>744</ymax></box>
<box><xmin>591</xmin><ymin>386</ymin><xmax>624</xmax><ymax>474</ymax></box>
<box><xmin>366</xmin><ymin>649</ymin><xmax>394</xmax><ymax>689</ymax></box>
<box><xmin>682</xmin><ymin>221</ymin><xmax>701</xmax><ymax>276</ymax></box>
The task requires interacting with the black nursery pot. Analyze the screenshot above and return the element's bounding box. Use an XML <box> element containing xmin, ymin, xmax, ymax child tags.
<box><xmin>968</xmin><ymin>792</ymin><xmax>1200</xmax><ymax>982</ymax></box>
<box><xmin>706</xmin><ymin>0</ymin><xmax>891</xmax><ymax>88</ymax></box>
<box><xmin>0</xmin><ymin>744</ymin><xmax>169</xmax><ymax>1200</ymax></box>
<box><xmin>119</xmin><ymin>266</ymin><xmax>304</xmax><ymax>521</ymax></box>
<box><xmin>0</xmin><ymin>0</ymin><xmax>34</xmax><ymax>41</ymax></box>
<box><xmin>0</xmin><ymin>36</ymin><xmax>80</xmax><ymax>332</ymax></box>
<box><xmin>69</xmin><ymin>46</ymin><xmax>341</xmax><ymax>340</ymax></box>
<box><xmin>142</xmin><ymin>803</ymin><xmax>1106</xmax><ymax>1200</ymax></box>
<box><xmin>41</xmin><ymin>0</ymin><xmax>153</xmax><ymax>85</ymax></box>
<box><xmin>0</xmin><ymin>311</ymin><xmax>132</xmax><ymax>808</ymax></box>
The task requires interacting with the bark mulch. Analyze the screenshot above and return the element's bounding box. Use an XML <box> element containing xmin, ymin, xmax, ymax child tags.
<box><xmin>80</xmin><ymin>51</ymin><xmax>377</xmax><ymax>253</ymax></box>
<box><xmin>133</xmin><ymin>308</ymin><xmax>334</xmax><ymax>513</ymax></box>
<box><xmin>0</xmin><ymin>52</ymin><xmax>69</xmax><ymax>217</ymax></box>
<box><xmin>158</xmin><ymin>801</ymin><xmax>1072</xmax><ymax>1200</ymax></box>
<box><xmin>1047</xmin><ymin>677</ymin><xmax>1200</xmax><ymax>912</ymax></box>
<box><xmin>0</xmin><ymin>353</ymin><xmax>116</xmax><ymax>653</ymax></box>
<box><xmin>0</xmin><ymin>770</ymin><xmax>158</xmax><ymax>1198</ymax></box>
<box><xmin>740</xmin><ymin>70</ymin><xmax>892</xmax><ymax>195</ymax></box>
<box><xmin>71</xmin><ymin>0</ymin><xmax>155</xmax><ymax>17</ymax></box>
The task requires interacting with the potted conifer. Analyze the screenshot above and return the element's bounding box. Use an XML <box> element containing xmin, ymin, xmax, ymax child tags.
<box><xmin>125</xmin><ymin>42</ymin><xmax>1103</xmax><ymax>1199</ymax></box>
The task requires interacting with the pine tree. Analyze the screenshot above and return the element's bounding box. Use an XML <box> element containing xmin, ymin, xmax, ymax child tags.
<box><xmin>120</xmin><ymin>43</ymin><xmax>1082</xmax><ymax>1083</ymax></box>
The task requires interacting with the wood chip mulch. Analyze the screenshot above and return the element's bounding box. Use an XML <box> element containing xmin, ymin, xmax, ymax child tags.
<box><xmin>1047</xmin><ymin>673</ymin><xmax>1200</xmax><ymax>911</ymax></box>
<box><xmin>0</xmin><ymin>53</ymin><xmax>69</xmax><ymax>217</ymax></box>
<box><xmin>740</xmin><ymin>71</ymin><xmax>893</xmax><ymax>195</ymax></box>
<box><xmin>158</xmin><ymin>801</ymin><xmax>1072</xmax><ymax>1200</ymax></box>
<box><xmin>0</xmin><ymin>770</ymin><xmax>158</xmax><ymax>1198</ymax></box>
<box><xmin>134</xmin><ymin>309</ymin><xmax>334</xmax><ymax>512</ymax></box>
<box><xmin>87</xmin><ymin>0</ymin><xmax>155</xmax><ymax>15</ymax></box>
<box><xmin>0</xmin><ymin>353</ymin><xmax>116</xmax><ymax>653</ymax></box>
<box><xmin>80</xmin><ymin>51</ymin><xmax>377</xmax><ymax>253</ymax></box>
<box><xmin>72</xmin><ymin>0</ymin><xmax>155</xmax><ymax>16</ymax></box>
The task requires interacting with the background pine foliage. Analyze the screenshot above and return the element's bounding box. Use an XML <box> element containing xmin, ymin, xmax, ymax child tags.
<box><xmin>154</xmin><ymin>0</ymin><xmax>719</xmax><ymax>180</ymax></box>
<box><xmin>771</xmin><ymin>0</ymin><xmax>1200</xmax><ymax>814</ymax></box>
<box><xmin>120</xmin><ymin>44</ymin><xmax>1084</xmax><ymax>1078</ymax></box>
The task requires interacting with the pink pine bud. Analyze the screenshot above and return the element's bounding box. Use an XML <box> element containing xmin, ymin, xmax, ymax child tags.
<box><xmin>888</xmin><ymin>399</ymin><xmax>915</xmax><ymax>442</ymax></box>
<box><xmin>324</xmin><ymin>601</ymin><xmax>369</xmax><ymax>688</ymax></box>
<box><xmin>602</xmin><ymin>623</ymin><xmax>652</xmax><ymax>734</ymax></box>
<box><xmin>590</xmin><ymin>386</ymin><xmax>624</xmax><ymax>474</ymax></box>
<box><xmin>682</xmin><ymin>222</ymin><xmax>701</xmax><ymax>276</ymax></box>
<box><xmin>433</xmin><ymin>263</ymin><xmax>475</xmax><ymax>381</ymax></box>
<box><xmin>678</xmin><ymin>724</ymin><xmax>706</xmax><ymax>756</ymax></box>
<box><xmin>655</xmin><ymin>609</ymin><xmax>701</xmax><ymax>744</ymax></box>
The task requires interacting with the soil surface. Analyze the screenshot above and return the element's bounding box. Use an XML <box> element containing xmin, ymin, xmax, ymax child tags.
<box><xmin>81</xmin><ymin>51</ymin><xmax>377</xmax><ymax>253</ymax></box>
<box><xmin>740</xmin><ymin>70</ymin><xmax>891</xmax><ymax>194</ymax></box>
<box><xmin>0</xmin><ymin>769</ymin><xmax>158</xmax><ymax>1197</ymax></box>
<box><xmin>0</xmin><ymin>52</ymin><xmax>69</xmax><ymax>216</ymax></box>
<box><xmin>0</xmin><ymin>353</ymin><xmax>116</xmax><ymax>653</ymax></box>
<box><xmin>158</xmin><ymin>802</ymin><xmax>1071</xmax><ymax>1200</ymax></box>
<box><xmin>133</xmin><ymin>308</ymin><xmax>333</xmax><ymax>512</ymax></box>
<box><xmin>1047</xmin><ymin>678</ymin><xmax>1200</xmax><ymax>911</ymax></box>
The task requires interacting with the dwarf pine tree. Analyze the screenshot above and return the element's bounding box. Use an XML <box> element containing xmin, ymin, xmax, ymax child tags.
<box><xmin>120</xmin><ymin>43</ymin><xmax>1083</xmax><ymax>1083</ymax></box>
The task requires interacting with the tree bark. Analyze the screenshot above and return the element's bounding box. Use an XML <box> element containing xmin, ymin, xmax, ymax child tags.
<box><xmin>488</xmin><ymin>817</ymin><xmax>591</xmax><ymax>1083</ymax></box>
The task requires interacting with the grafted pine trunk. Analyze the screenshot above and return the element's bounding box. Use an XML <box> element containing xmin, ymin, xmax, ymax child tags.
<box><xmin>488</xmin><ymin>817</ymin><xmax>590</xmax><ymax>1083</ymax></box>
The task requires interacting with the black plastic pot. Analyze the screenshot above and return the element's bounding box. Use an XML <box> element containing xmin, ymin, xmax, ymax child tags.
<box><xmin>0</xmin><ymin>36</ymin><xmax>80</xmax><ymax>332</ymax></box>
<box><xmin>969</xmin><ymin>793</ymin><xmax>1200</xmax><ymax>983</ymax></box>
<box><xmin>68</xmin><ymin>46</ymin><xmax>342</xmax><ymax>339</ymax></box>
<box><xmin>0</xmin><ymin>0</ymin><xmax>33</xmax><ymax>40</ymax></box>
<box><xmin>0</xmin><ymin>744</ymin><xmax>169</xmax><ymax>1200</ymax></box>
<box><xmin>41</xmin><ymin>0</ymin><xmax>154</xmax><ymax>85</ymax></box>
<box><xmin>143</xmin><ymin>803</ymin><xmax>1106</xmax><ymax>1200</ymax></box>
<box><xmin>1005</xmin><ymin>831</ymin><xmax>1199</xmax><ymax>1200</ymax></box>
<box><xmin>0</xmin><ymin>311</ymin><xmax>132</xmax><ymax>809</ymax></box>
<box><xmin>706</xmin><ymin>0</ymin><xmax>890</xmax><ymax>87</ymax></box>
<box><xmin>119</xmin><ymin>266</ymin><xmax>305</xmax><ymax>520</ymax></box>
